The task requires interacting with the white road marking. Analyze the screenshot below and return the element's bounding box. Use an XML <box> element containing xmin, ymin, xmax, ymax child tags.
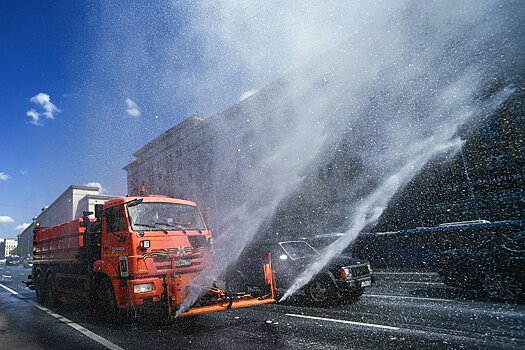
<box><xmin>286</xmin><ymin>313</ymin><xmax>400</xmax><ymax>330</ymax></box>
<box><xmin>374</xmin><ymin>271</ymin><xmax>438</xmax><ymax>276</ymax></box>
<box><xmin>0</xmin><ymin>282</ymin><xmax>124</xmax><ymax>350</ymax></box>
<box><xmin>19</xmin><ymin>273</ymin><xmax>26</xmax><ymax>276</ymax></box>
<box><xmin>365</xmin><ymin>293</ymin><xmax>453</xmax><ymax>303</ymax></box>
<box><xmin>400</xmin><ymin>281</ymin><xmax>443</xmax><ymax>285</ymax></box>
<box><xmin>0</xmin><ymin>283</ymin><xmax>19</xmax><ymax>295</ymax></box>
<box><xmin>287</xmin><ymin>312</ymin><xmax>523</xmax><ymax>347</ymax></box>
<box><xmin>27</xmin><ymin>301</ymin><xmax>125</xmax><ymax>350</ymax></box>
<box><xmin>365</xmin><ymin>293</ymin><xmax>525</xmax><ymax>318</ymax></box>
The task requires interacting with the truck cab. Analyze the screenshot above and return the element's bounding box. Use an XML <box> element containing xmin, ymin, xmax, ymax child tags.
<box><xmin>31</xmin><ymin>195</ymin><xmax>275</xmax><ymax>319</ymax></box>
<box><xmin>87</xmin><ymin>196</ymin><xmax>213</xmax><ymax>314</ymax></box>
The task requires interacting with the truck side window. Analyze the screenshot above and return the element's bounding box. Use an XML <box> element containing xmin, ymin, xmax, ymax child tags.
<box><xmin>106</xmin><ymin>205</ymin><xmax>126</xmax><ymax>232</ymax></box>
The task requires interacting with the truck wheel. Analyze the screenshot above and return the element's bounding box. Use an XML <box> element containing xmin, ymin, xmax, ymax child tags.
<box><xmin>45</xmin><ymin>274</ymin><xmax>61</xmax><ymax>307</ymax></box>
<box><xmin>34</xmin><ymin>272</ymin><xmax>45</xmax><ymax>303</ymax></box>
<box><xmin>94</xmin><ymin>278</ymin><xmax>118</xmax><ymax>322</ymax></box>
<box><xmin>306</xmin><ymin>276</ymin><xmax>336</xmax><ymax>306</ymax></box>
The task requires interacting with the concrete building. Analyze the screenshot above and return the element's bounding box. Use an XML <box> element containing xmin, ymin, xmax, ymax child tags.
<box><xmin>124</xmin><ymin>78</ymin><xmax>299</xmax><ymax>233</ymax></box>
<box><xmin>17</xmin><ymin>185</ymin><xmax>116</xmax><ymax>258</ymax></box>
<box><xmin>124</xmin><ymin>44</ymin><xmax>524</xmax><ymax>238</ymax></box>
<box><xmin>0</xmin><ymin>239</ymin><xmax>18</xmax><ymax>258</ymax></box>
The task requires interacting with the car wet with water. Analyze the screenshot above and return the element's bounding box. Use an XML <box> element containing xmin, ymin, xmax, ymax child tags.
<box><xmin>227</xmin><ymin>239</ymin><xmax>372</xmax><ymax>305</ymax></box>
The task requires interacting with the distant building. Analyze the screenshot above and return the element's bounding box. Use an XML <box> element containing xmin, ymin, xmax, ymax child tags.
<box><xmin>0</xmin><ymin>239</ymin><xmax>18</xmax><ymax>258</ymax></box>
<box><xmin>124</xmin><ymin>79</ymin><xmax>297</xmax><ymax>233</ymax></box>
<box><xmin>18</xmin><ymin>185</ymin><xmax>116</xmax><ymax>257</ymax></box>
<box><xmin>124</xmin><ymin>86</ymin><xmax>524</xmax><ymax>239</ymax></box>
<box><xmin>124</xmin><ymin>54</ymin><xmax>525</xmax><ymax>238</ymax></box>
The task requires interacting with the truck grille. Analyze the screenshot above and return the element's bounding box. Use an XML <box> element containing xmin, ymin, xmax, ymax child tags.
<box><xmin>188</xmin><ymin>235</ymin><xmax>207</xmax><ymax>249</ymax></box>
<box><xmin>351</xmin><ymin>265</ymin><xmax>370</xmax><ymax>278</ymax></box>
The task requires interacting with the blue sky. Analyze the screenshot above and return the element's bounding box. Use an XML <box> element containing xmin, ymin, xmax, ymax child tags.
<box><xmin>0</xmin><ymin>0</ymin><xmax>386</xmax><ymax>241</ymax></box>
<box><xmin>0</xmin><ymin>1</ymin><xmax>255</xmax><ymax>239</ymax></box>
<box><xmin>0</xmin><ymin>1</ymin><xmax>382</xmax><ymax>239</ymax></box>
<box><xmin>0</xmin><ymin>2</ymin><xmax>91</xmax><ymax>237</ymax></box>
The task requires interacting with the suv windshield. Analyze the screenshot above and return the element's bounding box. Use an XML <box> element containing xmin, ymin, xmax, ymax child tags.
<box><xmin>127</xmin><ymin>202</ymin><xmax>205</xmax><ymax>232</ymax></box>
<box><xmin>279</xmin><ymin>241</ymin><xmax>319</xmax><ymax>260</ymax></box>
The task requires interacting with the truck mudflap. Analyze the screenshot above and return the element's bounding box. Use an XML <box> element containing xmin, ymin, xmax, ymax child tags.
<box><xmin>176</xmin><ymin>253</ymin><xmax>277</xmax><ymax>317</ymax></box>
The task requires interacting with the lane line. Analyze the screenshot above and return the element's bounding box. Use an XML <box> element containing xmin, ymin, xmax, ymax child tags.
<box><xmin>27</xmin><ymin>301</ymin><xmax>125</xmax><ymax>350</ymax></box>
<box><xmin>286</xmin><ymin>313</ymin><xmax>400</xmax><ymax>330</ymax></box>
<box><xmin>0</xmin><ymin>282</ymin><xmax>124</xmax><ymax>350</ymax></box>
<box><xmin>0</xmin><ymin>283</ymin><xmax>19</xmax><ymax>295</ymax></box>
<box><xmin>286</xmin><ymin>312</ymin><xmax>524</xmax><ymax>348</ymax></box>
<box><xmin>365</xmin><ymin>293</ymin><xmax>453</xmax><ymax>302</ymax></box>
<box><xmin>399</xmin><ymin>281</ymin><xmax>443</xmax><ymax>285</ymax></box>
<box><xmin>374</xmin><ymin>271</ymin><xmax>438</xmax><ymax>276</ymax></box>
<box><xmin>364</xmin><ymin>293</ymin><xmax>525</xmax><ymax>318</ymax></box>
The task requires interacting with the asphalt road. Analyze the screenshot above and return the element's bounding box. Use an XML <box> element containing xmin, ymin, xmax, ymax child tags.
<box><xmin>0</xmin><ymin>264</ymin><xmax>524</xmax><ymax>350</ymax></box>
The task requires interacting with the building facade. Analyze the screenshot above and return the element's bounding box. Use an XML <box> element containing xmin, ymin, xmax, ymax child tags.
<box><xmin>0</xmin><ymin>239</ymin><xmax>18</xmax><ymax>258</ymax></box>
<box><xmin>17</xmin><ymin>185</ymin><xmax>116</xmax><ymax>258</ymax></box>
<box><xmin>124</xmin><ymin>60</ymin><xmax>524</xmax><ymax>239</ymax></box>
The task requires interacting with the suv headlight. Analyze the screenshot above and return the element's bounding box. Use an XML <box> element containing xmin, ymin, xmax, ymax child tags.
<box><xmin>133</xmin><ymin>283</ymin><xmax>153</xmax><ymax>293</ymax></box>
<box><xmin>341</xmin><ymin>267</ymin><xmax>351</xmax><ymax>281</ymax></box>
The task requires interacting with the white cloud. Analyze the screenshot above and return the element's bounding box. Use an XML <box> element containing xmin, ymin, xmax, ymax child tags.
<box><xmin>126</xmin><ymin>98</ymin><xmax>141</xmax><ymax>117</ymax></box>
<box><xmin>0</xmin><ymin>216</ymin><xmax>14</xmax><ymax>224</ymax></box>
<box><xmin>26</xmin><ymin>92</ymin><xmax>60</xmax><ymax>125</ymax></box>
<box><xmin>20</xmin><ymin>170</ymin><xmax>28</xmax><ymax>175</ymax></box>
<box><xmin>30</xmin><ymin>93</ymin><xmax>60</xmax><ymax>119</ymax></box>
<box><xmin>0</xmin><ymin>172</ymin><xmax>10</xmax><ymax>181</ymax></box>
<box><xmin>26</xmin><ymin>109</ymin><xmax>41</xmax><ymax>126</ymax></box>
<box><xmin>15</xmin><ymin>223</ymin><xmax>31</xmax><ymax>232</ymax></box>
<box><xmin>239</xmin><ymin>90</ymin><xmax>257</xmax><ymax>102</ymax></box>
<box><xmin>84</xmin><ymin>182</ymin><xmax>107</xmax><ymax>194</ymax></box>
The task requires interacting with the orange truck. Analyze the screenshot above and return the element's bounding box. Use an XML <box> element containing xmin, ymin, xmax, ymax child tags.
<box><xmin>28</xmin><ymin>194</ymin><xmax>275</xmax><ymax>319</ymax></box>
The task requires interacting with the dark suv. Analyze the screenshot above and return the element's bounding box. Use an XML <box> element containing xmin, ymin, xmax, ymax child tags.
<box><xmin>226</xmin><ymin>240</ymin><xmax>373</xmax><ymax>305</ymax></box>
<box><xmin>6</xmin><ymin>256</ymin><xmax>22</xmax><ymax>266</ymax></box>
<box><xmin>438</xmin><ymin>232</ymin><xmax>525</xmax><ymax>301</ymax></box>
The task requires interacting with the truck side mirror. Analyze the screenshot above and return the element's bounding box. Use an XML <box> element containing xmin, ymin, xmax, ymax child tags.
<box><xmin>95</xmin><ymin>204</ymin><xmax>104</xmax><ymax>219</ymax></box>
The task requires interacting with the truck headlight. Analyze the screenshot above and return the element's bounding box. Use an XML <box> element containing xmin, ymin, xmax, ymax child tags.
<box><xmin>133</xmin><ymin>283</ymin><xmax>153</xmax><ymax>293</ymax></box>
<box><xmin>341</xmin><ymin>267</ymin><xmax>351</xmax><ymax>281</ymax></box>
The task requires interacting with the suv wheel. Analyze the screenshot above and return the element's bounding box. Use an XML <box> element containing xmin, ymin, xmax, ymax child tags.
<box><xmin>482</xmin><ymin>273</ymin><xmax>522</xmax><ymax>301</ymax></box>
<box><xmin>306</xmin><ymin>276</ymin><xmax>336</xmax><ymax>305</ymax></box>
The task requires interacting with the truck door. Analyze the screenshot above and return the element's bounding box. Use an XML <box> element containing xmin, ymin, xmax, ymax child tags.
<box><xmin>102</xmin><ymin>205</ymin><xmax>129</xmax><ymax>274</ymax></box>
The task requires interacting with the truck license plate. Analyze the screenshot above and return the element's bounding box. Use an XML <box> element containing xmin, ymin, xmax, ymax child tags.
<box><xmin>175</xmin><ymin>259</ymin><xmax>191</xmax><ymax>267</ymax></box>
<box><xmin>361</xmin><ymin>280</ymin><xmax>371</xmax><ymax>287</ymax></box>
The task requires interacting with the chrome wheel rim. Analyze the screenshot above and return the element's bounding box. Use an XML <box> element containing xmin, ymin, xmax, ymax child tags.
<box><xmin>309</xmin><ymin>280</ymin><xmax>329</xmax><ymax>302</ymax></box>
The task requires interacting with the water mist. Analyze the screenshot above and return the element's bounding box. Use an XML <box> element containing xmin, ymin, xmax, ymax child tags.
<box><xmin>84</xmin><ymin>1</ymin><xmax>524</xmax><ymax>313</ymax></box>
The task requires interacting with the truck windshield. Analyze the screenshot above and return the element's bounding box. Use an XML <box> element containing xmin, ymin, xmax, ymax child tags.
<box><xmin>127</xmin><ymin>202</ymin><xmax>206</xmax><ymax>232</ymax></box>
<box><xmin>279</xmin><ymin>241</ymin><xmax>319</xmax><ymax>260</ymax></box>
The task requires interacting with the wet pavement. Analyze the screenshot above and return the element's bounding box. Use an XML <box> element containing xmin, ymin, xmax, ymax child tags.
<box><xmin>0</xmin><ymin>264</ymin><xmax>524</xmax><ymax>349</ymax></box>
